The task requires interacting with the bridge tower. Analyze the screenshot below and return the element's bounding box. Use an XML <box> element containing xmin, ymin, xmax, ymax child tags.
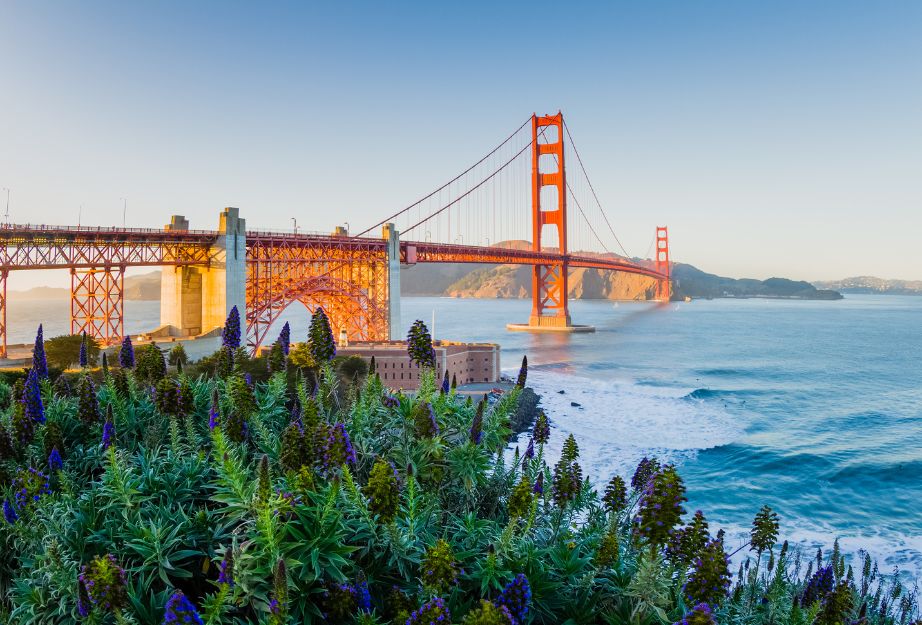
<box><xmin>160</xmin><ymin>208</ymin><xmax>246</xmax><ymax>337</ymax></box>
<box><xmin>529</xmin><ymin>113</ymin><xmax>569</xmax><ymax>327</ymax></box>
<box><xmin>655</xmin><ymin>226</ymin><xmax>671</xmax><ymax>301</ymax></box>
<box><xmin>509</xmin><ymin>112</ymin><xmax>593</xmax><ymax>333</ymax></box>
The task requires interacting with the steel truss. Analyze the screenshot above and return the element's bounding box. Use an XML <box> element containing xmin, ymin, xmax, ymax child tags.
<box><xmin>246</xmin><ymin>234</ymin><xmax>391</xmax><ymax>351</ymax></box>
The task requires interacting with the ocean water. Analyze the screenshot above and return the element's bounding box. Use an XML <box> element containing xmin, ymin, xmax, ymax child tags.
<box><xmin>6</xmin><ymin>294</ymin><xmax>922</xmax><ymax>577</ymax></box>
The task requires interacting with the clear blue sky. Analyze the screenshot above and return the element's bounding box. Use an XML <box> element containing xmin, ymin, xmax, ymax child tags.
<box><xmin>1</xmin><ymin>1</ymin><xmax>920</xmax><ymax>289</ymax></box>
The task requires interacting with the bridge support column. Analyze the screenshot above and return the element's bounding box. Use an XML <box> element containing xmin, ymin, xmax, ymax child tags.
<box><xmin>159</xmin><ymin>209</ymin><xmax>246</xmax><ymax>338</ymax></box>
<box><xmin>383</xmin><ymin>223</ymin><xmax>402</xmax><ymax>341</ymax></box>
<box><xmin>160</xmin><ymin>216</ymin><xmax>204</xmax><ymax>336</ymax></box>
<box><xmin>202</xmin><ymin>207</ymin><xmax>246</xmax><ymax>334</ymax></box>
<box><xmin>70</xmin><ymin>265</ymin><xmax>125</xmax><ymax>344</ymax></box>
<box><xmin>0</xmin><ymin>269</ymin><xmax>7</xmax><ymax>358</ymax></box>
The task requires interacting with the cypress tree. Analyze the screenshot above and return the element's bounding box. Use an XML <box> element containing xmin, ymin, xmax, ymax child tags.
<box><xmin>308</xmin><ymin>307</ymin><xmax>336</xmax><ymax>363</ymax></box>
<box><xmin>406</xmin><ymin>320</ymin><xmax>435</xmax><ymax>368</ymax></box>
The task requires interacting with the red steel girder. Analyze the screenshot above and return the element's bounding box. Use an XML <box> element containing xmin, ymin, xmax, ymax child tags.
<box><xmin>70</xmin><ymin>266</ymin><xmax>124</xmax><ymax>345</ymax></box>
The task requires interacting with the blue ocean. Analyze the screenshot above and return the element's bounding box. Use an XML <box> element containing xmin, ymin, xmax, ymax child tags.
<box><xmin>6</xmin><ymin>294</ymin><xmax>922</xmax><ymax>577</ymax></box>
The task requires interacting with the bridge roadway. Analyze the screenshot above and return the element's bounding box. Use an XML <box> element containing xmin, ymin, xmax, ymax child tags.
<box><xmin>0</xmin><ymin>223</ymin><xmax>665</xmax><ymax>279</ymax></box>
<box><xmin>0</xmin><ymin>221</ymin><xmax>668</xmax><ymax>356</ymax></box>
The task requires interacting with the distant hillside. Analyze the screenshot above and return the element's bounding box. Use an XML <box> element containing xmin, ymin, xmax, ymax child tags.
<box><xmin>672</xmin><ymin>264</ymin><xmax>842</xmax><ymax>300</ymax></box>
<box><xmin>438</xmin><ymin>261</ymin><xmax>841</xmax><ymax>301</ymax></box>
<box><xmin>12</xmin><ymin>271</ymin><xmax>161</xmax><ymax>301</ymax></box>
<box><xmin>812</xmin><ymin>276</ymin><xmax>922</xmax><ymax>295</ymax></box>
<box><xmin>10</xmin><ymin>260</ymin><xmax>843</xmax><ymax>303</ymax></box>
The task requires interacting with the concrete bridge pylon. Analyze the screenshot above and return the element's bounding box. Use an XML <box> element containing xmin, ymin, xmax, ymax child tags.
<box><xmin>160</xmin><ymin>207</ymin><xmax>246</xmax><ymax>337</ymax></box>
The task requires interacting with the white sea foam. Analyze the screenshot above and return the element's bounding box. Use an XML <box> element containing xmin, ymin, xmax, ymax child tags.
<box><xmin>512</xmin><ymin>369</ymin><xmax>742</xmax><ymax>482</ymax></box>
<box><xmin>718</xmin><ymin>520</ymin><xmax>922</xmax><ymax>583</ymax></box>
<box><xmin>509</xmin><ymin>368</ymin><xmax>922</xmax><ymax>582</ymax></box>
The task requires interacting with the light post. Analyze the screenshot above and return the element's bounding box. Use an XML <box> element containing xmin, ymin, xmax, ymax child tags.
<box><xmin>121</xmin><ymin>197</ymin><xmax>127</xmax><ymax>228</ymax></box>
<box><xmin>291</xmin><ymin>217</ymin><xmax>297</xmax><ymax>234</ymax></box>
<box><xmin>2</xmin><ymin>187</ymin><xmax>9</xmax><ymax>226</ymax></box>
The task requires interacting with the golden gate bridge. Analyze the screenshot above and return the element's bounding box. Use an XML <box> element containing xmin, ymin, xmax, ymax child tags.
<box><xmin>0</xmin><ymin>112</ymin><xmax>671</xmax><ymax>357</ymax></box>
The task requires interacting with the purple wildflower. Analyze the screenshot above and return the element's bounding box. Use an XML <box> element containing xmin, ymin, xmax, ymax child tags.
<box><xmin>356</xmin><ymin>576</ymin><xmax>371</xmax><ymax>613</ymax></box>
<box><xmin>801</xmin><ymin>566</ymin><xmax>835</xmax><ymax>607</ymax></box>
<box><xmin>79</xmin><ymin>554</ymin><xmax>128</xmax><ymax>612</ymax></box>
<box><xmin>217</xmin><ymin>549</ymin><xmax>235</xmax><ymax>587</ymax></box>
<box><xmin>382</xmin><ymin>393</ymin><xmax>399</xmax><ymax>409</ymax></box>
<box><xmin>32</xmin><ymin>324</ymin><xmax>48</xmax><ymax>379</ymax></box>
<box><xmin>101</xmin><ymin>420</ymin><xmax>115</xmax><ymax>450</ymax></box>
<box><xmin>674</xmin><ymin>603</ymin><xmax>717</xmax><ymax>625</ymax></box>
<box><xmin>222</xmin><ymin>306</ymin><xmax>242</xmax><ymax>350</ymax></box>
<box><xmin>524</xmin><ymin>437</ymin><xmax>535</xmax><ymax>460</ymax></box>
<box><xmin>22</xmin><ymin>367</ymin><xmax>45</xmax><ymax>423</ymax></box>
<box><xmin>406</xmin><ymin>597</ymin><xmax>450</xmax><ymax>625</ymax></box>
<box><xmin>48</xmin><ymin>447</ymin><xmax>63</xmax><ymax>472</ymax></box>
<box><xmin>119</xmin><ymin>335</ymin><xmax>134</xmax><ymax>368</ymax></box>
<box><xmin>3</xmin><ymin>499</ymin><xmax>17</xmax><ymax>524</ymax></box>
<box><xmin>495</xmin><ymin>574</ymin><xmax>532</xmax><ymax>624</ymax></box>
<box><xmin>324</xmin><ymin>423</ymin><xmax>356</xmax><ymax>468</ymax></box>
<box><xmin>79</xmin><ymin>332</ymin><xmax>88</xmax><ymax>367</ymax></box>
<box><xmin>279</xmin><ymin>321</ymin><xmax>291</xmax><ymax>356</ymax></box>
<box><xmin>515</xmin><ymin>355</ymin><xmax>527</xmax><ymax>388</ymax></box>
<box><xmin>164</xmin><ymin>590</ymin><xmax>203</xmax><ymax>625</ymax></box>
<box><xmin>441</xmin><ymin>370</ymin><xmax>450</xmax><ymax>394</ymax></box>
<box><xmin>14</xmin><ymin>467</ymin><xmax>51</xmax><ymax>510</ymax></box>
<box><xmin>533</xmin><ymin>471</ymin><xmax>545</xmax><ymax>495</ymax></box>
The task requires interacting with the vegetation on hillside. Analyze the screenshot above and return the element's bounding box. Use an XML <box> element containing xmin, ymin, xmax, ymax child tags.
<box><xmin>0</xmin><ymin>315</ymin><xmax>913</xmax><ymax>624</ymax></box>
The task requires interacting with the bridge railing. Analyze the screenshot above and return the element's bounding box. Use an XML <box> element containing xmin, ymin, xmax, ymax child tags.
<box><xmin>1</xmin><ymin>223</ymin><xmax>218</xmax><ymax>236</ymax></box>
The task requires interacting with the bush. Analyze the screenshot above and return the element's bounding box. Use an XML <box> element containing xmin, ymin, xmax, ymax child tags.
<box><xmin>0</xmin><ymin>339</ymin><xmax>913</xmax><ymax>625</ymax></box>
<box><xmin>168</xmin><ymin>343</ymin><xmax>189</xmax><ymax>367</ymax></box>
<box><xmin>44</xmin><ymin>334</ymin><xmax>101</xmax><ymax>370</ymax></box>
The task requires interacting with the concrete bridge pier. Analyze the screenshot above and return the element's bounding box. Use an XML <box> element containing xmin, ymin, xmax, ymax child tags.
<box><xmin>160</xmin><ymin>208</ymin><xmax>246</xmax><ymax>337</ymax></box>
<box><xmin>383</xmin><ymin>222</ymin><xmax>402</xmax><ymax>341</ymax></box>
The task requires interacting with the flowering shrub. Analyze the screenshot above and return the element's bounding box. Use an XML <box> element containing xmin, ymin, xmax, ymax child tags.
<box><xmin>0</xmin><ymin>340</ymin><xmax>911</xmax><ymax>625</ymax></box>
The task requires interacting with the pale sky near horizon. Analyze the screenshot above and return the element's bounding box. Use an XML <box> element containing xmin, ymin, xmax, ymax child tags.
<box><xmin>1</xmin><ymin>1</ymin><xmax>920</xmax><ymax>290</ymax></box>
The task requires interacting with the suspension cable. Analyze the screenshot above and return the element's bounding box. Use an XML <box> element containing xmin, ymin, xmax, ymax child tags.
<box><xmin>356</xmin><ymin>116</ymin><xmax>532</xmax><ymax>237</ymax></box>
<box><xmin>563</xmin><ymin>119</ymin><xmax>633</xmax><ymax>258</ymax></box>
<box><xmin>400</xmin><ymin>139</ymin><xmax>534</xmax><ymax>236</ymax></box>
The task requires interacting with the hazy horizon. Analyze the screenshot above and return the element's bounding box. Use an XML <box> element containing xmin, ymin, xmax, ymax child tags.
<box><xmin>2</xmin><ymin>1</ymin><xmax>920</xmax><ymax>290</ymax></box>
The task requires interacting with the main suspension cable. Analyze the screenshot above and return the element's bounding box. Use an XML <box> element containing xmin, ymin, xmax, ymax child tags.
<box><xmin>563</xmin><ymin>119</ymin><xmax>633</xmax><ymax>258</ymax></box>
<box><xmin>356</xmin><ymin>117</ymin><xmax>532</xmax><ymax>237</ymax></box>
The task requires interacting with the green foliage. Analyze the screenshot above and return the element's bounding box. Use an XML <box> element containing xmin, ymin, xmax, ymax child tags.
<box><xmin>751</xmin><ymin>504</ymin><xmax>781</xmax><ymax>555</ymax></box>
<box><xmin>364</xmin><ymin>458</ymin><xmax>400</xmax><ymax>524</ymax></box>
<box><xmin>422</xmin><ymin>539</ymin><xmax>461</xmax><ymax>594</ymax></box>
<box><xmin>0</xmin><ymin>340</ymin><xmax>912</xmax><ymax>625</ymax></box>
<box><xmin>167</xmin><ymin>343</ymin><xmax>189</xmax><ymax>367</ymax></box>
<box><xmin>135</xmin><ymin>343</ymin><xmax>167</xmax><ymax>383</ymax></box>
<box><xmin>44</xmin><ymin>334</ymin><xmax>101</xmax><ymax>369</ymax></box>
<box><xmin>308</xmin><ymin>307</ymin><xmax>337</xmax><ymax>363</ymax></box>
